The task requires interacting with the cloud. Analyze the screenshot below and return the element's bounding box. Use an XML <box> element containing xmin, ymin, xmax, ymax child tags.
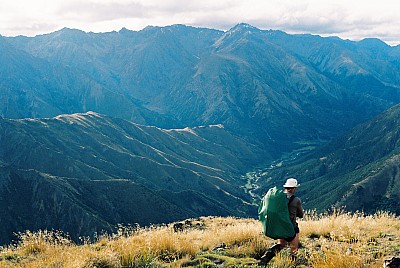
<box><xmin>0</xmin><ymin>0</ymin><xmax>399</xmax><ymax>45</ymax></box>
<box><xmin>56</xmin><ymin>1</ymin><xmax>148</xmax><ymax>22</ymax></box>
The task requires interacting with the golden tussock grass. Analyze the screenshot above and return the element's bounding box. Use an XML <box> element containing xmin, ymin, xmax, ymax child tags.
<box><xmin>0</xmin><ymin>212</ymin><xmax>399</xmax><ymax>267</ymax></box>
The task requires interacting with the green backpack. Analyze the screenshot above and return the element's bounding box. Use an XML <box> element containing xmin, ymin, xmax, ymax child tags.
<box><xmin>258</xmin><ymin>186</ymin><xmax>295</xmax><ymax>240</ymax></box>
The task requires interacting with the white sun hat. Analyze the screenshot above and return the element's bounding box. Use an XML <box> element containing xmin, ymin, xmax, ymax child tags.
<box><xmin>283</xmin><ymin>178</ymin><xmax>300</xmax><ymax>188</ymax></box>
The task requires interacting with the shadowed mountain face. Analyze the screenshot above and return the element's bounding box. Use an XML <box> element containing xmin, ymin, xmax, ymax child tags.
<box><xmin>2</xmin><ymin>23</ymin><xmax>400</xmax><ymax>243</ymax></box>
<box><xmin>0</xmin><ymin>112</ymin><xmax>264</xmax><ymax>244</ymax></box>
<box><xmin>3</xmin><ymin>24</ymin><xmax>400</xmax><ymax>155</ymax></box>
<box><xmin>258</xmin><ymin>103</ymin><xmax>400</xmax><ymax>214</ymax></box>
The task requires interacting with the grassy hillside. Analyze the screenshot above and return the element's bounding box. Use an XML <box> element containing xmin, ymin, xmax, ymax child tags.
<box><xmin>254</xmin><ymin>103</ymin><xmax>400</xmax><ymax>214</ymax></box>
<box><xmin>1</xmin><ymin>211</ymin><xmax>399</xmax><ymax>267</ymax></box>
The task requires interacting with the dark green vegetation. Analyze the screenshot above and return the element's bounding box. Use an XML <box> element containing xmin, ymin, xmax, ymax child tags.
<box><xmin>0</xmin><ymin>112</ymin><xmax>263</xmax><ymax>244</ymax></box>
<box><xmin>2</xmin><ymin>23</ymin><xmax>400</xmax><ymax>245</ymax></box>
<box><xmin>257</xmin><ymin>103</ymin><xmax>400</xmax><ymax>214</ymax></box>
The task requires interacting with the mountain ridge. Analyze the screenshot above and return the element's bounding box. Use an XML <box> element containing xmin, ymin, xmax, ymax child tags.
<box><xmin>0</xmin><ymin>112</ymin><xmax>263</xmax><ymax>244</ymax></box>
<box><xmin>2</xmin><ymin>23</ymin><xmax>400</xmax><ymax>244</ymax></box>
<box><xmin>3</xmin><ymin>23</ymin><xmax>400</xmax><ymax>157</ymax></box>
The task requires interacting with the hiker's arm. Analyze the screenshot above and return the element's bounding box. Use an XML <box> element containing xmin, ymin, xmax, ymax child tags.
<box><xmin>296</xmin><ymin>199</ymin><xmax>304</xmax><ymax>218</ymax></box>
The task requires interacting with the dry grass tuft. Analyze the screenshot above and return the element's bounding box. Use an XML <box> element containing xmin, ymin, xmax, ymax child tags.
<box><xmin>0</xmin><ymin>212</ymin><xmax>399</xmax><ymax>267</ymax></box>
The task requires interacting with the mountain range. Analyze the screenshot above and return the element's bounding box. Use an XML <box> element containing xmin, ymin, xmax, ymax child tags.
<box><xmin>2</xmin><ymin>23</ymin><xmax>400</xmax><ymax>244</ymax></box>
<box><xmin>0</xmin><ymin>112</ymin><xmax>264</xmax><ymax>244</ymax></box>
<box><xmin>2</xmin><ymin>23</ymin><xmax>400</xmax><ymax>155</ymax></box>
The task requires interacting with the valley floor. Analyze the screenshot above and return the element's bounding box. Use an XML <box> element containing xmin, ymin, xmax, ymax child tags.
<box><xmin>0</xmin><ymin>210</ymin><xmax>399</xmax><ymax>267</ymax></box>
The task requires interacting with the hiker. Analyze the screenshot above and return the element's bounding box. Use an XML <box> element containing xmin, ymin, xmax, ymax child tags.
<box><xmin>259</xmin><ymin>178</ymin><xmax>304</xmax><ymax>265</ymax></box>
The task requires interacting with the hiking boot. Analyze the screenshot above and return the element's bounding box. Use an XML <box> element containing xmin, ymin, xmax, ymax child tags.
<box><xmin>258</xmin><ymin>251</ymin><xmax>275</xmax><ymax>266</ymax></box>
<box><xmin>258</xmin><ymin>244</ymin><xmax>282</xmax><ymax>266</ymax></box>
<box><xmin>291</xmin><ymin>253</ymin><xmax>298</xmax><ymax>262</ymax></box>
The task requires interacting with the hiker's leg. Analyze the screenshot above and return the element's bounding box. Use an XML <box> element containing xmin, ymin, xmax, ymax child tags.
<box><xmin>289</xmin><ymin>233</ymin><xmax>299</xmax><ymax>254</ymax></box>
<box><xmin>277</xmin><ymin>238</ymin><xmax>287</xmax><ymax>249</ymax></box>
<box><xmin>289</xmin><ymin>222</ymin><xmax>300</xmax><ymax>256</ymax></box>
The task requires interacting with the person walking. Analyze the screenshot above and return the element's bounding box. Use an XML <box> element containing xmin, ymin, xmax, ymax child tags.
<box><xmin>259</xmin><ymin>178</ymin><xmax>304</xmax><ymax>265</ymax></box>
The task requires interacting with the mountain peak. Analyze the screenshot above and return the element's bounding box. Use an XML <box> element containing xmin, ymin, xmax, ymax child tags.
<box><xmin>46</xmin><ymin>27</ymin><xmax>87</xmax><ymax>40</ymax></box>
<box><xmin>118</xmin><ymin>27</ymin><xmax>131</xmax><ymax>33</ymax></box>
<box><xmin>358</xmin><ymin>37</ymin><xmax>390</xmax><ymax>48</ymax></box>
<box><xmin>228</xmin><ymin>23</ymin><xmax>260</xmax><ymax>33</ymax></box>
<box><xmin>56</xmin><ymin>27</ymin><xmax>85</xmax><ymax>34</ymax></box>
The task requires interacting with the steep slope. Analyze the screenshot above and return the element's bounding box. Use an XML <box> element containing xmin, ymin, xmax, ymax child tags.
<box><xmin>0</xmin><ymin>34</ymin><xmax>173</xmax><ymax>126</ymax></box>
<box><xmin>257</xmin><ymin>103</ymin><xmax>400</xmax><ymax>213</ymax></box>
<box><xmin>177</xmin><ymin>24</ymin><xmax>347</xmax><ymax>147</ymax></box>
<box><xmin>0</xmin><ymin>166</ymin><xmax>191</xmax><ymax>244</ymax></box>
<box><xmin>0</xmin><ymin>36</ymin><xmax>68</xmax><ymax>118</ymax></box>
<box><xmin>4</xmin><ymin>24</ymin><xmax>400</xmax><ymax>156</ymax></box>
<box><xmin>0</xmin><ymin>112</ymin><xmax>263</xmax><ymax>244</ymax></box>
<box><xmin>9</xmin><ymin>26</ymin><xmax>221</xmax><ymax>121</ymax></box>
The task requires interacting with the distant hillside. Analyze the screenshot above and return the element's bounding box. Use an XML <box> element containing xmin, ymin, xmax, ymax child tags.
<box><xmin>256</xmin><ymin>103</ymin><xmax>400</xmax><ymax>214</ymax></box>
<box><xmin>3</xmin><ymin>24</ymin><xmax>400</xmax><ymax>156</ymax></box>
<box><xmin>0</xmin><ymin>112</ymin><xmax>263</xmax><ymax>244</ymax></box>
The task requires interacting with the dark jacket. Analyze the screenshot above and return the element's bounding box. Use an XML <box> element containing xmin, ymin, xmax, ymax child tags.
<box><xmin>288</xmin><ymin>195</ymin><xmax>304</xmax><ymax>224</ymax></box>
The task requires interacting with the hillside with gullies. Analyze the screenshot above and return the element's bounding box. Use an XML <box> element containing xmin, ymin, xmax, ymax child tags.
<box><xmin>0</xmin><ymin>112</ymin><xmax>264</xmax><ymax>245</ymax></box>
<box><xmin>2</xmin><ymin>24</ymin><xmax>400</xmax><ymax>267</ymax></box>
<box><xmin>254</xmin><ymin>103</ymin><xmax>400</xmax><ymax>215</ymax></box>
<box><xmin>1</xmin><ymin>211</ymin><xmax>399</xmax><ymax>267</ymax></box>
<box><xmin>3</xmin><ymin>23</ymin><xmax>400</xmax><ymax>156</ymax></box>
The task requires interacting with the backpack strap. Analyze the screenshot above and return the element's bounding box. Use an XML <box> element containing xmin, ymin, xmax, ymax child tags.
<box><xmin>288</xmin><ymin>194</ymin><xmax>295</xmax><ymax>206</ymax></box>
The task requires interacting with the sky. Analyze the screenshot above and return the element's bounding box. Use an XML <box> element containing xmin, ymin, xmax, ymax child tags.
<box><xmin>1</xmin><ymin>0</ymin><xmax>400</xmax><ymax>46</ymax></box>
